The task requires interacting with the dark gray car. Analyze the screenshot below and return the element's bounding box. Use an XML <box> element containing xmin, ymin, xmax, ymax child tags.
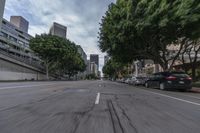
<box><xmin>145</xmin><ymin>72</ymin><xmax>192</xmax><ymax>91</ymax></box>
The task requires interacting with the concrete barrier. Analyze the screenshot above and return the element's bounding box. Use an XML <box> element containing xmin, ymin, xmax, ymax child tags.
<box><xmin>0</xmin><ymin>52</ymin><xmax>47</xmax><ymax>81</ymax></box>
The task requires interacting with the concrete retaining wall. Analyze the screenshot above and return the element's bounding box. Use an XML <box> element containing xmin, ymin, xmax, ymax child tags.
<box><xmin>0</xmin><ymin>71</ymin><xmax>46</xmax><ymax>81</ymax></box>
<box><xmin>0</xmin><ymin>55</ymin><xmax>47</xmax><ymax>81</ymax></box>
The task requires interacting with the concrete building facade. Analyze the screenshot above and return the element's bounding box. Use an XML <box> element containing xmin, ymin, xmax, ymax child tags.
<box><xmin>49</xmin><ymin>22</ymin><xmax>67</xmax><ymax>38</ymax></box>
<box><xmin>0</xmin><ymin>0</ymin><xmax>6</xmax><ymax>29</ymax></box>
<box><xmin>90</xmin><ymin>54</ymin><xmax>99</xmax><ymax>70</ymax></box>
<box><xmin>0</xmin><ymin>17</ymin><xmax>40</xmax><ymax>65</ymax></box>
<box><xmin>0</xmin><ymin>54</ymin><xmax>46</xmax><ymax>80</ymax></box>
<box><xmin>10</xmin><ymin>16</ymin><xmax>29</xmax><ymax>33</ymax></box>
<box><xmin>76</xmin><ymin>45</ymin><xmax>88</xmax><ymax>79</ymax></box>
<box><xmin>86</xmin><ymin>60</ymin><xmax>90</xmax><ymax>74</ymax></box>
<box><xmin>0</xmin><ymin>17</ymin><xmax>45</xmax><ymax>80</ymax></box>
<box><xmin>77</xmin><ymin>45</ymin><xmax>87</xmax><ymax>64</ymax></box>
<box><xmin>90</xmin><ymin>62</ymin><xmax>98</xmax><ymax>76</ymax></box>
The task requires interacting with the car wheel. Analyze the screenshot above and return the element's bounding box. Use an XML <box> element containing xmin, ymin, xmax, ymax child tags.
<box><xmin>145</xmin><ymin>82</ymin><xmax>149</xmax><ymax>88</ymax></box>
<box><xmin>179</xmin><ymin>89</ymin><xmax>186</xmax><ymax>92</ymax></box>
<box><xmin>179</xmin><ymin>89</ymin><xmax>189</xmax><ymax>92</ymax></box>
<box><xmin>159</xmin><ymin>83</ymin><xmax>165</xmax><ymax>90</ymax></box>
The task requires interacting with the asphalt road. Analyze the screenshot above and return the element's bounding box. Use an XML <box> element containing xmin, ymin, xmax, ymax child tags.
<box><xmin>0</xmin><ymin>80</ymin><xmax>199</xmax><ymax>133</ymax></box>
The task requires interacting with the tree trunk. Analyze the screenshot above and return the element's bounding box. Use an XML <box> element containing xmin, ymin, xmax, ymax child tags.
<box><xmin>192</xmin><ymin>66</ymin><xmax>196</xmax><ymax>82</ymax></box>
<box><xmin>46</xmin><ymin>63</ymin><xmax>49</xmax><ymax>80</ymax></box>
<box><xmin>161</xmin><ymin>62</ymin><xmax>169</xmax><ymax>72</ymax></box>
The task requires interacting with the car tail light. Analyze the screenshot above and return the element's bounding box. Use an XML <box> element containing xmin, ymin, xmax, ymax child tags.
<box><xmin>166</xmin><ymin>76</ymin><xmax>177</xmax><ymax>80</ymax></box>
<box><xmin>186</xmin><ymin>77</ymin><xmax>192</xmax><ymax>80</ymax></box>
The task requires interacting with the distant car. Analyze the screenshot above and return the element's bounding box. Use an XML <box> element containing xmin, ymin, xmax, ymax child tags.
<box><xmin>130</xmin><ymin>77</ymin><xmax>146</xmax><ymax>86</ymax></box>
<box><xmin>125</xmin><ymin>78</ymin><xmax>131</xmax><ymax>84</ymax></box>
<box><xmin>121</xmin><ymin>78</ymin><xmax>126</xmax><ymax>83</ymax></box>
<box><xmin>116</xmin><ymin>79</ymin><xmax>121</xmax><ymax>82</ymax></box>
<box><xmin>145</xmin><ymin>72</ymin><xmax>192</xmax><ymax>91</ymax></box>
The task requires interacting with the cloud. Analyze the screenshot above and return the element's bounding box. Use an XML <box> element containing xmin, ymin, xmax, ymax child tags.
<box><xmin>4</xmin><ymin>0</ymin><xmax>115</xmax><ymax>71</ymax></box>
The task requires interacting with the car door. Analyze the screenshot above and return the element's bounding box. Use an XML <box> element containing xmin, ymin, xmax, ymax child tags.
<box><xmin>151</xmin><ymin>73</ymin><xmax>161</xmax><ymax>88</ymax></box>
<box><xmin>148</xmin><ymin>74</ymin><xmax>156</xmax><ymax>87</ymax></box>
<box><xmin>154</xmin><ymin>73</ymin><xmax>162</xmax><ymax>88</ymax></box>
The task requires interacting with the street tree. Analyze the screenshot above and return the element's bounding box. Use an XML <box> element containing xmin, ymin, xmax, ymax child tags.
<box><xmin>180</xmin><ymin>39</ymin><xmax>200</xmax><ymax>81</ymax></box>
<box><xmin>103</xmin><ymin>59</ymin><xmax>126</xmax><ymax>79</ymax></box>
<box><xmin>99</xmin><ymin>0</ymin><xmax>200</xmax><ymax>71</ymax></box>
<box><xmin>30</xmin><ymin>34</ymin><xmax>62</xmax><ymax>79</ymax></box>
<box><xmin>63</xmin><ymin>54</ymin><xmax>86</xmax><ymax>79</ymax></box>
<box><xmin>30</xmin><ymin>34</ymin><xmax>86</xmax><ymax>79</ymax></box>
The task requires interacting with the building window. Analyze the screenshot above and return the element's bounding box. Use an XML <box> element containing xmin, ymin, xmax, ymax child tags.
<box><xmin>2</xmin><ymin>21</ymin><xmax>6</xmax><ymax>25</ymax></box>
<box><xmin>18</xmin><ymin>40</ymin><xmax>25</xmax><ymax>45</ymax></box>
<box><xmin>9</xmin><ymin>36</ymin><xmax>18</xmax><ymax>43</ymax></box>
<box><xmin>18</xmin><ymin>35</ymin><xmax>25</xmax><ymax>39</ymax></box>
<box><xmin>0</xmin><ymin>32</ymin><xmax>8</xmax><ymax>38</ymax></box>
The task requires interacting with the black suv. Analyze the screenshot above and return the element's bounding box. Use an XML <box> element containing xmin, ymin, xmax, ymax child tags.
<box><xmin>145</xmin><ymin>72</ymin><xmax>192</xmax><ymax>91</ymax></box>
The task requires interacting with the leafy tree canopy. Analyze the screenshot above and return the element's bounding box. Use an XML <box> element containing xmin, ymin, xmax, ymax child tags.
<box><xmin>30</xmin><ymin>34</ymin><xmax>86</xmax><ymax>79</ymax></box>
<box><xmin>99</xmin><ymin>0</ymin><xmax>200</xmax><ymax>70</ymax></box>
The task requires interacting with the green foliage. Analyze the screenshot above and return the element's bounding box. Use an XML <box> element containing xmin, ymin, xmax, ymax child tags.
<box><xmin>103</xmin><ymin>59</ymin><xmax>125</xmax><ymax>78</ymax></box>
<box><xmin>99</xmin><ymin>0</ymin><xmax>200</xmax><ymax>70</ymax></box>
<box><xmin>85</xmin><ymin>74</ymin><xmax>98</xmax><ymax>80</ymax></box>
<box><xmin>30</xmin><ymin>34</ymin><xmax>86</xmax><ymax>79</ymax></box>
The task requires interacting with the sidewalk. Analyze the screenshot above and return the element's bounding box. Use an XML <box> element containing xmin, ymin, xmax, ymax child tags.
<box><xmin>191</xmin><ymin>87</ymin><xmax>200</xmax><ymax>93</ymax></box>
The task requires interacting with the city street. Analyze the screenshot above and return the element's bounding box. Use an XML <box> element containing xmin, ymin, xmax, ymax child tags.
<box><xmin>0</xmin><ymin>81</ymin><xmax>200</xmax><ymax>133</ymax></box>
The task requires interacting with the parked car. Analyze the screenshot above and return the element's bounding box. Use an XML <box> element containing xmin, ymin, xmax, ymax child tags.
<box><xmin>125</xmin><ymin>78</ymin><xmax>131</xmax><ymax>84</ymax></box>
<box><xmin>130</xmin><ymin>77</ymin><xmax>146</xmax><ymax>86</ymax></box>
<box><xmin>145</xmin><ymin>72</ymin><xmax>192</xmax><ymax>91</ymax></box>
<box><xmin>116</xmin><ymin>79</ymin><xmax>122</xmax><ymax>83</ymax></box>
<box><xmin>121</xmin><ymin>78</ymin><xmax>126</xmax><ymax>83</ymax></box>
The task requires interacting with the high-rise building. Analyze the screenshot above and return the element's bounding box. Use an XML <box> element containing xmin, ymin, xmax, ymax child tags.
<box><xmin>49</xmin><ymin>22</ymin><xmax>67</xmax><ymax>38</ymax></box>
<box><xmin>90</xmin><ymin>62</ymin><xmax>98</xmax><ymax>76</ymax></box>
<box><xmin>0</xmin><ymin>17</ymin><xmax>41</xmax><ymax>68</ymax></box>
<box><xmin>86</xmin><ymin>60</ymin><xmax>90</xmax><ymax>74</ymax></box>
<box><xmin>10</xmin><ymin>16</ymin><xmax>29</xmax><ymax>33</ymax></box>
<box><xmin>77</xmin><ymin>45</ymin><xmax>87</xmax><ymax>64</ymax></box>
<box><xmin>76</xmin><ymin>45</ymin><xmax>88</xmax><ymax>78</ymax></box>
<box><xmin>90</xmin><ymin>54</ymin><xmax>99</xmax><ymax>70</ymax></box>
<box><xmin>0</xmin><ymin>0</ymin><xmax>6</xmax><ymax>29</ymax></box>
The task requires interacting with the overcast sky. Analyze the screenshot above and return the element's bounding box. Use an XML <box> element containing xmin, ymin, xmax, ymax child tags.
<box><xmin>3</xmin><ymin>0</ymin><xmax>115</xmax><ymax>71</ymax></box>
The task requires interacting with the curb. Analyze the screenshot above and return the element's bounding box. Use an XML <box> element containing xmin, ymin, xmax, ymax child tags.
<box><xmin>191</xmin><ymin>88</ymin><xmax>200</xmax><ymax>93</ymax></box>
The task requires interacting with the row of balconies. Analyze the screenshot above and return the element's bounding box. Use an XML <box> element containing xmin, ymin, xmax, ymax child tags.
<box><xmin>0</xmin><ymin>47</ymin><xmax>44</xmax><ymax>70</ymax></box>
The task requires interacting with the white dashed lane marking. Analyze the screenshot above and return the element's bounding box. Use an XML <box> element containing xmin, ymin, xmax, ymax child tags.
<box><xmin>95</xmin><ymin>92</ymin><xmax>101</xmax><ymax>105</ymax></box>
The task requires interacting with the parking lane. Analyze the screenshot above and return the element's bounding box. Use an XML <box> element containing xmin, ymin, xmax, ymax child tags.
<box><xmin>126</xmin><ymin>84</ymin><xmax>200</xmax><ymax>104</ymax></box>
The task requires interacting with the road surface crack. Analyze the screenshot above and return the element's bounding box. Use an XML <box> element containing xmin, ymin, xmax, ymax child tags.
<box><xmin>107</xmin><ymin>100</ymin><xmax>124</xmax><ymax>133</ymax></box>
<box><xmin>106</xmin><ymin>95</ymin><xmax>138</xmax><ymax>133</ymax></box>
<box><xmin>71</xmin><ymin>103</ymin><xmax>95</xmax><ymax>133</ymax></box>
<box><xmin>114</xmin><ymin>96</ymin><xmax>138</xmax><ymax>133</ymax></box>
